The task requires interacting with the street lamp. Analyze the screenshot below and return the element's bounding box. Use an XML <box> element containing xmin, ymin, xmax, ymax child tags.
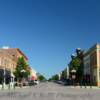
<box><xmin>71</xmin><ymin>54</ymin><xmax>75</xmax><ymax>59</ymax></box>
<box><xmin>10</xmin><ymin>70</ymin><xmax>15</xmax><ymax>89</ymax></box>
<box><xmin>21</xmin><ymin>69</ymin><xmax>26</xmax><ymax>73</ymax></box>
<box><xmin>2</xmin><ymin>68</ymin><xmax>6</xmax><ymax>89</ymax></box>
<box><xmin>71</xmin><ymin>69</ymin><xmax>76</xmax><ymax>86</ymax></box>
<box><xmin>20</xmin><ymin>69</ymin><xmax>26</xmax><ymax>87</ymax></box>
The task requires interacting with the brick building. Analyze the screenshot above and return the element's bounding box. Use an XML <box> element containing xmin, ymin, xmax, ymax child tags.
<box><xmin>0</xmin><ymin>47</ymin><xmax>28</xmax><ymax>84</ymax></box>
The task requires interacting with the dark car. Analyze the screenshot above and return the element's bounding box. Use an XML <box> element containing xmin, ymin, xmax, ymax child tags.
<box><xmin>28</xmin><ymin>80</ymin><xmax>35</xmax><ymax>86</ymax></box>
<box><xmin>28</xmin><ymin>80</ymin><xmax>39</xmax><ymax>86</ymax></box>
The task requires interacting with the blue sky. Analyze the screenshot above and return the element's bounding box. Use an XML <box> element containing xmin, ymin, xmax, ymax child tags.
<box><xmin>0</xmin><ymin>0</ymin><xmax>100</xmax><ymax>78</ymax></box>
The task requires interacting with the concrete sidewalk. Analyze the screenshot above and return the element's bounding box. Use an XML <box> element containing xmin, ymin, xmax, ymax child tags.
<box><xmin>0</xmin><ymin>84</ymin><xmax>30</xmax><ymax>90</ymax></box>
<box><xmin>68</xmin><ymin>86</ymin><xmax>100</xmax><ymax>89</ymax></box>
<box><xmin>0</xmin><ymin>84</ymin><xmax>100</xmax><ymax>90</ymax></box>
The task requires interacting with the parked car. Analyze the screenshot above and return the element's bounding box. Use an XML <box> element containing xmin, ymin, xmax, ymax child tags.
<box><xmin>34</xmin><ymin>80</ymin><xmax>39</xmax><ymax>85</ymax></box>
<box><xmin>28</xmin><ymin>80</ymin><xmax>39</xmax><ymax>86</ymax></box>
<box><xmin>23</xmin><ymin>81</ymin><xmax>29</xmax><ymax>86</ymax></box>
<box><xmin>28</xmin><ymin>80</ymin><xmax>35</xmax><ymax>86</ymax></box>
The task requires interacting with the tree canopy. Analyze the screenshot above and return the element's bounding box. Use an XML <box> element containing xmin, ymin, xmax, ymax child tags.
<box><xmin>14</xmin><ymin>57</ymin><xmax>30</xmax><ymax>80</ymax></box>
<box><xmin>38</xmin><ymin>75</ymin><xmax>46</xmax><ymax>81</ymax></box>
<box><xmin>70</xmin><ymin>57</ymin><xmax>81</xmax><ymax>71</ymax></box>
<box><xmin>49</xmin><ymin>74</ymin><xmax>59</xmax><ymax>81</ymax></box>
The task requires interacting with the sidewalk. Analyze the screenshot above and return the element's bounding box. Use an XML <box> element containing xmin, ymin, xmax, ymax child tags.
<box><xmin>69</xmin><ymin>86</ymin><xmax>100</xmax><ymax>89</ymax></box>
<box><xmin>0</xmin><ymin>84</ymin><xmax>30</xmax><ymax>90</ymax></box>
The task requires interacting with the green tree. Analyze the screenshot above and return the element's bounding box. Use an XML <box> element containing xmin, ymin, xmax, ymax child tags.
<box><xmin>69</xmin><ymin>49</ymin><xmax>84</xmax><ymax>83</ymax></box>
<box><xmin>70</xmin><ymin>57</ymin><xmax>81</xmax><ymax>71</ymax></box>
<box><xmin>38</xmin><ymin>75</ymin><xmax>46</xmax><ymax>81</ymax></box>
<box><xmin>14</xmin><ymin>57</ymin><xmax>30</xmax><ymax>82</ymax></box>
<box><xmin>50</xmin><ymin>74</ymin><xmax>59</xmax><ymax>81</ymax></box>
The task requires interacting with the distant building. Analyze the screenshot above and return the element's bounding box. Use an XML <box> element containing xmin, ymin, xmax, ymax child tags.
<box><xmin>58</xmin><ymin>67</ymin><xmax>69</xmax><ymax>81</ymax></box>
<box><xmin>58</xmin><ymin>72</ymin><xmax>62</xmax><ymax>80</ymax></box>
<box><xmin>83</xmin><ymin>44</ymin><xmax>100</xmax><ymax>86</ymax></box>
<box><xmin>66</xmin><ymin>66</ymin><xmax>69</xmax><ymax>79</ymax></box>
<box><xmin>29</xmin><ymin>68</ymin><xmax>37</xmax><ymax>80</ymax></box>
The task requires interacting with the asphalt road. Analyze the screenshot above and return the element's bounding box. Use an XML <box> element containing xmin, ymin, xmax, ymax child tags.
<box><xmin>0</xmin><ymin>82</ymin><xmax>100</xmax><ymax>100</ymax></box>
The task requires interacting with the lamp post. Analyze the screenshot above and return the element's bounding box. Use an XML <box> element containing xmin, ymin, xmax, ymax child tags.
<box><xmin>20</xmin><ymin>69</ymin><xmax>26</xmax><ymax>87</ymax></box>
<box><xmin>71</xmin><ymin>69</ymin><xmax>76</xmax><ymax>86</ymax></box>
<box><xmin>2</xmin><ymin>68</ymin><xmax>6</xmax><ymax>89</ymax></box>
<box><xmin>10</xmin><ymin>70</ymin><xmax>15</xmax><ymax>89</ymax></box>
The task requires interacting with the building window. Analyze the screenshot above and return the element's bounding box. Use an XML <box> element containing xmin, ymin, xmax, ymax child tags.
<box><xmin>84</xmin><ymin>63</ymin><xmax>90</xmax><ymax>75</ymax></box>
<box><xmin>99</xmin><ymin>69</ymin><xmax>100</xmax><ymax>80</ymax></box>
<box><xmin>0</xmin><ymin>58</ymin><xmax>1</xmax><ymax>66</ymax></box>
<box><xmin>3</xmin><ymin>59</ymin><xmax>9</xmax><ymax>68</ymax></box>
<box><xmin>4</xmin><ymin>59</ymin><xmax>7</xmax><ymax>67</ymax></box>
<box><xmin>90</xmin><ymin>51</ymin><xmax>97</xmax><ymax>67</ymax></box>
<box><xmin>1</xmin><ymin>58</ymin><xmax>4</xmax><ymax>66</ymax></box>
